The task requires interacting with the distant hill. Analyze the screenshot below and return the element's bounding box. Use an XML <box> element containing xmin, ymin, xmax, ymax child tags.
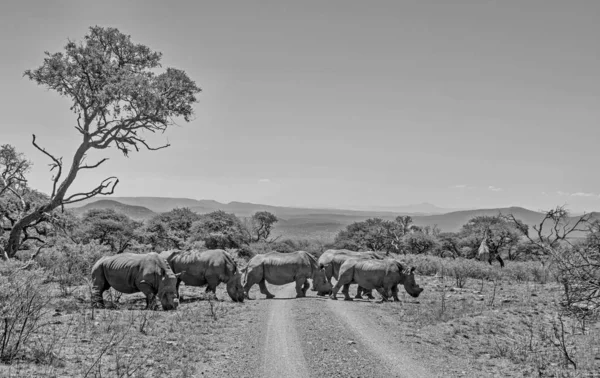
<box><xmin>344</xmin><ymin>202</ymin><xmax>470</xmax><ymax>215</ymax></box>
<box><xmin>68</xmin><ymin>197</ymin><xmax>416</xmax><ymax>218</ymax></box>
<box><xmin>68</xmin><ymin>197</ymin><xmax>599</xmax><ymax>240</ymax></box>
<box><xmin>410</xmin><ymin>207</ymin><xmax>544</xmax><ymax>233</ymax></box>
<box><xmin>70</xmin><ymin>199</ymin><xmax>156</xmax><ymax>221</ymax></box>
<box><xmin>411</xmin><ymin>207</ymin><xmax>599</xmax><ymax>235</ymax></box>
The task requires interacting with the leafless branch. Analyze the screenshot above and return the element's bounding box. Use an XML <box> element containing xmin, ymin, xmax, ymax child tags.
<box><xmin>62</xmin><ymin>177</ymin><xmax>119</xmax><ymax>204</ymax></box>
<box><xmin>31</xmin><ymin>134</ymin><xmax>63</xmax><ymax>198</ymax></box>
<box><xmin>79</xmin><ymin>157</ymin><xmax>109</xmax><ymax>170</ymax></box>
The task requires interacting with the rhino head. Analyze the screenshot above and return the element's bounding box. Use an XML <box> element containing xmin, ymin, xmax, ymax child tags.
<box><xmin>401</xmin><ymin>266</ymin><xmax>423</xmax><ymax>298</ymax></box>
<box><xmin>312</xmin><ymin>269</ymin><xmax>333</xmax><ymax>296</ymax></box>
<box><xmin>157</xmin><ymin>270</ymin><xmax>180</xmax><ymax>311</ymax></box>
<box><xmin>227</xmin><ymin>272</ymin><xmax>245</xmax><ymax>303</ymax></box>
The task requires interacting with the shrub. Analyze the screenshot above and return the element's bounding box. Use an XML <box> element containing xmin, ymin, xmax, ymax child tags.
<box><xmin>0</xmin><ymin>261</ymin><xmax>51</xmax><ymax>363</ymax></box>
<box><xmin>35</xmin><ymin>241</ymin><xmax>109</xmax><ymax>294</ymax></box>
<box><xmin>397</xmin><ymin>253</ymin><xmax>548</xmax><ymax>284</ymax></box>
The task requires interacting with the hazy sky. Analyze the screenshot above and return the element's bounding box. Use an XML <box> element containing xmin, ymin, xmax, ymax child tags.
<box><xmin>1</xmin><ymin>1</ymin><xmax>599</xmax><ymax>212</ymax></box>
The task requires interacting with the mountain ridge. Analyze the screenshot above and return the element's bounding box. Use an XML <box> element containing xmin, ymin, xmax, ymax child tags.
<box><xmin>68</xmin><ymin>197</ymin><xmax>599</xmax><ymax>240</ymax></box>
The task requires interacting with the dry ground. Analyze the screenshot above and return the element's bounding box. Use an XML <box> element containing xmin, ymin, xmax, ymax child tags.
<box><xmin>2</xmin><ymin>271</ymin><xmax>599</xmax><ymax>377</ymax></box>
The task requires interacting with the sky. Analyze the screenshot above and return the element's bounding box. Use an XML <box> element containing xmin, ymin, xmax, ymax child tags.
<box><xmin>0</xmin><ymin>0</ymin><xmax>599</xmax><ymax>213</ymax></box>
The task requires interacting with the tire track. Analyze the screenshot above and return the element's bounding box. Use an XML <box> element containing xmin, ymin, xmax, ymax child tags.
<box><xmin>261</xmin><ymin>284</ymin><xmax>309</xmax><ymax>378</ymax></box>
<box><xmin>325</xmin><ymin>299</ymin><xmax>433</xmax><ymax>377</ymax></box>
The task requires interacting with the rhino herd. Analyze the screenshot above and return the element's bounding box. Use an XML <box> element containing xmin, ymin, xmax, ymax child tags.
<box><xmin>90</xmin><ymin>249</ymin><xmax>423</xmax><ymax>310</ymax></box>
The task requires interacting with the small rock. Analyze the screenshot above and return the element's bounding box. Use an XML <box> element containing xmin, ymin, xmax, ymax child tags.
<box><xmin>166</xmin><ymin>341</ymin><xmax>178</xmax><ymax>346</ymax></box>
<box><xmin>347</xmin><ymin>340</ymin><xmax>356</xmax><ymax>345</ymax></box>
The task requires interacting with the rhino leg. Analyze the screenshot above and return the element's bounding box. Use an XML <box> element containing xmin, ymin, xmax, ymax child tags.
<box><xmin>302</xmin><ymin>280</ymin><xmax>310</xmax><ymax>296</ymax></box>
<box><xmin>243</xmin><ymin>265</ymin><xmax>264</xmax><ymax>299</ymax></box>
<box><xmin>295</xmin><ymin>278</ymin><xmax>307</xmax><ymax>298</ymax></box>
<box><xmin>205</xmin><ymin>279</ymin><xmax>219</xmax><ymax>299</ymax></box>
<box><xmin>342</xmin><ymin>284</ymin><xmax>353</xmax><ymax>301</ymax></box>
<box><xmin>330</xmin><ymin>281</ymin><xmax>343</xmax><ymax>300</ymax></box>
<box><xmin>356</xmin><ymin>286</ymin><xmax>374</xmax><ymax>299</ymax></box>
<box><xmin>258</xmin><ymin>279</ymin><xmax>275</xmax><ymax>299</ymax></box>
<box><xmin>91</xmin><ymin>268</ymin><xmax>110</xmax><ymax>308</ymax></box>
<box><xmin>139</xmin><ymin>282</ymin><xmax>158</xmax><ymax>310</ymax></box>
<box><xmin>355</xmin><ymin>286</ymin><xmax>364</xmax><ymax>299</ymax></box>
<box><xmin>392</xmin><ymin>285</ymin><xmax>400</xmax><ymax>302</ymax></box>
<box><xmin>376</xmin><ymin>287</ymin><xmax>390</xmax><ymax>303</ymax></box>
<box><xmin>330</xmin><ymin>268</ymin><xmax>352</xmax><ymax>300</ymax></box>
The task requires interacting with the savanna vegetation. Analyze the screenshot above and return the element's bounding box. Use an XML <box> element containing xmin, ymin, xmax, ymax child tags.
<box><xmin>1</xmin><ymin>26</ymin><xmax>599</xmax><ymax>377</ymax></box>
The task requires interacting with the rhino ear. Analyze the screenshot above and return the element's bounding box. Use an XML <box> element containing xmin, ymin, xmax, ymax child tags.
<box><xmin>410</xmin><ymin>267</ymin><xmax>416</xmax><ymax>274</ymax></box>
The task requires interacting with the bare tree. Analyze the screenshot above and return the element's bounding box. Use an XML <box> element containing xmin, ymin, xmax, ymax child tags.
<box><xmin>504</xmin><ymin>206</ymin><xmax>591</xmax><ymax>258</ymax></box>
<box><xmin>3</xmin><ymin>26</ymin><xmax>200</xmax><ymax>259</ymax></box>
<box><xmin>506</xmin><ymin>206</ymin><xmax>598</xmax><ymax>319</ymax></box>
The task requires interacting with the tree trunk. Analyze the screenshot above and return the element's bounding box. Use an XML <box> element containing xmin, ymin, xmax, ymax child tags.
<box><xmin>6</xmin><ymin>208</ymin><xmax>46</xmax><ymax>258</ymax></box>
<box><xmin>4</xmin><ymin>140</ymin><xmax>90</xmax><ymax>259</ymax></box>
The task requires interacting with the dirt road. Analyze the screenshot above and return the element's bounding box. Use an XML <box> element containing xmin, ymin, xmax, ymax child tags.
<box><xmin>213</xmin><ymin>283</ymin><xmax>442</xmax><ymax>378</ymax></box>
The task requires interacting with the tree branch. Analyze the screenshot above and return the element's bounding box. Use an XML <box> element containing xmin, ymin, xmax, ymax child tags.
<box><xmin>62</xmin><ymin>177</ymin><xmax>119</xmax><ymax>204</ymax></box>
<box><xmin>79</xmin><ymin>157</ymin><xmax>109</xmax><ymax>170</ymax></box>
<box><xmin>32</xmin><ymin>134</ymin><xmax>63</xmax><ymax>198</ymax></box>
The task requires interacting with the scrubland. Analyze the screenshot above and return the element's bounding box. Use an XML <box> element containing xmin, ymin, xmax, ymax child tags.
<box><xmin>1</xmin><ymin>244</ymin><xmax>598</xmax><ymax>377</ymax></box>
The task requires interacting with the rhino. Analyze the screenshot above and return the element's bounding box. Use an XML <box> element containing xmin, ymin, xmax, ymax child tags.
<box><xmin>91</xmin><ymin>252</ymin><xmax>179</xmax><ymax>310</ymax></box>
<box><xmin>330</xmin><ymin>258</ymin><xmax>423</xmax><ymax>302</ymax></box>
<box><xmin>160</xmin><ymin>249</ymin><xmax>244</xmax><ymax>302</ymax></box>
<box><xmin>317</xmin><ymin>249</ymin><xmax>386</xmax><ymax>299</ymax></box>
<box><xmin>243</xmin><ymin>251</ymin><xmax>333</xmax><ymax>299</ymax></box>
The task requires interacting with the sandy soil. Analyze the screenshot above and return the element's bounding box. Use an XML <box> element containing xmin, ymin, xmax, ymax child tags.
<box><xmin>212</xmin><ymin>282</ymin><xmax>452</xmax><ymax>378</ymax></box>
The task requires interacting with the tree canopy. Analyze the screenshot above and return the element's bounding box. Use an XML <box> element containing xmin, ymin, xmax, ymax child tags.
<box><xmin>2</xmin><ymin>26</ymin><xmax>200</xmax><ymax>259</ymax></box>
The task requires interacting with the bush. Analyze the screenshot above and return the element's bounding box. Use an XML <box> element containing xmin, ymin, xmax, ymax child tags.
<box><xmin>445</xmin><ymin>258</ymin><xmax>485</xmax><ymax>288</ymax></box>
<box><xmin>35</xmin><ymin>241</ymin><xmax>109</xmax><ymax>294</ymax></box>
<box><xmin>0</xmin><ymin>261</ymin><xmax>50</xmax><ymax>363</ymax></box>
<box><xmin>397</xmin><ymin>254</ymin><xmax>549</xmax><ymax>285</ymax></box>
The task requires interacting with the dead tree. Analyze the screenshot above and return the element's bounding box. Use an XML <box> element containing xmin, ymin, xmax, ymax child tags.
<box><xmin>505</xmin><ymin>206</ymin><xmax>598</xmax><ymax>319</ymax></box>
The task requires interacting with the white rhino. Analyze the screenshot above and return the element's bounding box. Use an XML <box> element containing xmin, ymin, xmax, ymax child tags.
<box><xmin>330</xmin><ymin>258</ymin><xmax>423</xmax><ymax>302</ymax></box>
<box><xmin>160</xmin><ymin>249</ymin><xmax>245</xmax><ymax>302</ymax></box>
<box><xmin>243</xmin><ymin>251</ymin><xmax>333</xmax><ymax>299</ymax></box>
<box><xmin>91</xmin><ymin>252</ymin><xmax>179</xmax><ymax>310</ymax></box>
<box><xmin>317</xmin><ymin>249</ymin><xmax>386</xmax><ymax>299</ymax></box>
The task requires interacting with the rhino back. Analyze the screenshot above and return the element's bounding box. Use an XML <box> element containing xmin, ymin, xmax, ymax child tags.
<box><xmin>259</xmin><ymin>251</ymin><xmax>313</xmax><ymax>285</ymax></box>
<box><xmin>322</xmin><ymin>250</ymin><xmax>382</xmax><ymax>279</ymax></box>
<box><xmin>96</xmin><ymin>253</ymin><xmax>163</xmax><ymax>294</ymax></box>
<box><xmin>351</xmin><ymin>259</ymin><xmax>401</xmax><ymax>289</ymax></box>
<box><xmin>170</xmin><ymin>249</ymin><xmax>235</xmax><ymax>286</ymax></box>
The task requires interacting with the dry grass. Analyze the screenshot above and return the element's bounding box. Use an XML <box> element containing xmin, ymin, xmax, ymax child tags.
<box><xmin>0</xmin><ymin>281</ymin><xmax>246</xmax><ymax>378</ymax></box>
<box><xmin>368</xmin><ymin>269</ymin><xmax>600</xmax><ymax>377</ymax></box>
